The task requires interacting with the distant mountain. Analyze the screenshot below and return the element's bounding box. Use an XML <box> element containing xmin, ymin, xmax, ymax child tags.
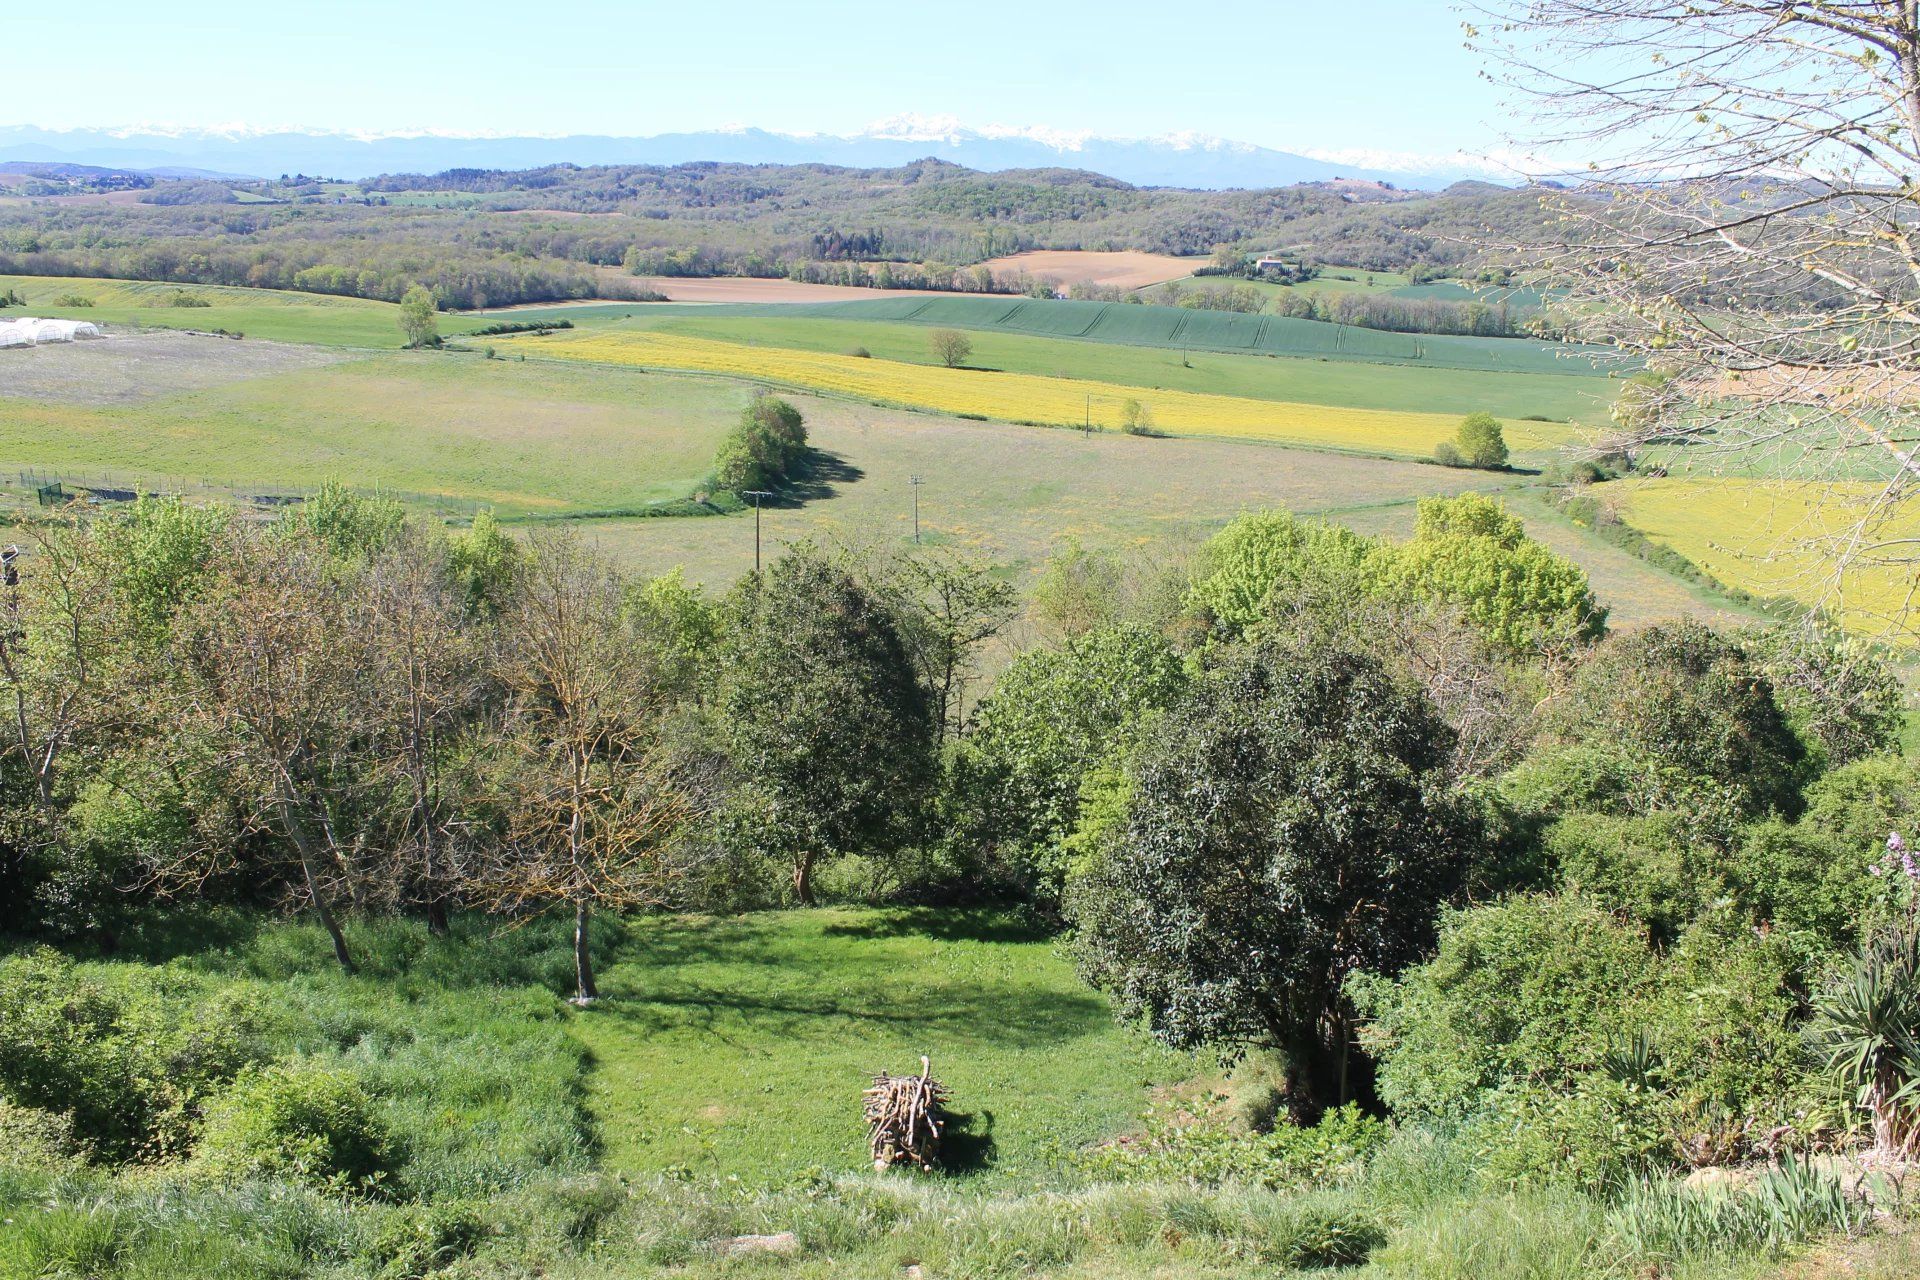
<box><xmin>0</xmin><ymin>119</ymin><xmax>1505</xmax><ymax>191</ymax></box>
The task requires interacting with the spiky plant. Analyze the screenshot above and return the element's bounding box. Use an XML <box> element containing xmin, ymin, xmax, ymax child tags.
<box><xmin>1811</xmin><ymin>928</ymin><xmax>1920</xmax><ymax>1161</ymax></box>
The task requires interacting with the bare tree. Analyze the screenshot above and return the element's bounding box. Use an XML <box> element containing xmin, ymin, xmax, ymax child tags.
<box><xmin>930</xmin><ymin>329</ymin><xmax>972</xmax><ymax>369</ymax></box>
<box><xmin>0</xmin><ymin>520</ymin><xmax>103</xmax><ymax>839</ymax></box>
<box><xmin>363</xmin><ymin>532</ymin><xmax>489</xmax><ymax>934</ymax></box>
<box><xmin>170</xmin><ymin>527</ymin><xmax>374</xmax><ymax>973</ymax></box>
<box><xmin>482</xmin><ymin>533</ymin><xmax>682</xmax><ymax>1003</ymax></box>
<box><xmin>1471</xmin><ymin>2</ymin><xmax>1920</xmax><ymax>638</ymax></box>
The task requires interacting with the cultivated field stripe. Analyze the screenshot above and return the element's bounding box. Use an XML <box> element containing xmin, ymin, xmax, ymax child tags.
<box><xmin>510</xmin><ymin>328</ymin><xmax>1571</xmax><ymax>458</ymax></box>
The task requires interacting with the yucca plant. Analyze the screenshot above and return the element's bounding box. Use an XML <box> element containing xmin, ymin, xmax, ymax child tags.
<box><xmin>1810</xmin><ymin>927</ymin><xmax>1920</xmax><ymax>1160</ymax></box>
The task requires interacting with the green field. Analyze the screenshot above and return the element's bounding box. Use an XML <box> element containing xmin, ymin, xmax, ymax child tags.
<box><xmin>618</xmin><ymin>312</ymin><xmax>1611</xmax><ymax>423</ymax></box>
<box><xmin>700</xmin><ymin>296</ymin><xmax>1616</xmax><ymax>374</ymax></box>
<box><xmin>0</xmin><ymin>351</ymin><xmax>750</xmax><ymax>513</ymax></box>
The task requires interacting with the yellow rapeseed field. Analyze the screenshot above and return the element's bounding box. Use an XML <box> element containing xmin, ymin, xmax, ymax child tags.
<box><xmin>1617</xmin><ymin>476</ymin><xmax>1920</xmax><ymax>640</ymax></box>
<box><xmin>514</xmin><ymin>329</ymin><xmax>1569</xmax><ymax>458</ymax></box>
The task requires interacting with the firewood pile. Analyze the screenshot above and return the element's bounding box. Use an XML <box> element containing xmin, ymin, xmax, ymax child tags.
<box><xmin>863</xmin><ymin>1055</ymin><xmax>948</xmax><ymax>1171</ymax></box>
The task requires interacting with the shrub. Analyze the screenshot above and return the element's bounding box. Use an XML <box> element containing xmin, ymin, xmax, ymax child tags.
<box><xmin>845</xmin><ymin>345</ymin><xmax>872</xmax><ymax>358</ymax></box>
<box><xmin>51</xmin><ymin>293</ymin><xmax>94</xmax><ymax>307</ymax></box>
<box><xmin>0</xmin><ymin>1098</ymin><xmax>80</xmax><ymax>1171</ymax></box>
<box><xmin>195</xmin><ymin>1062</ymin><xmax>397</xmax><ymax>1193</ymax></box>
<box><xmin>1547</xmin><ymin>620</ymin><xmax>1807</xmax><ymax>819</ymax></box>
<box><xmin>1542</xmin><ymin>810</ymin><xmax>1732</xmax><ymax>941</ymax></box>
<box><xmin>0</xmin><ymin>948</ymin><xmax>260</xmax><ymax>1163</ymax></box>
<box><xmin>164</xmin><ymin>290</ymin><xmax>212</xmax><ymax>307</ymax></box>
<box><xmin>1075</xmin><ymin>1103</ymin><xmax>1388</xmax><ymax>1189</ymax></box>
<box><xmin>1433</xmin><ymin>440</ymin><xmax>1465</xmax><ymax>467</ymax></box>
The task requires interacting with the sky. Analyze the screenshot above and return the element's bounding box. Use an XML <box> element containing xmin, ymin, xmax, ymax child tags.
<box><xmin>12</xmin><ymin>1</ymin><xmax>1510</xmax><ymax>163</ymax></box>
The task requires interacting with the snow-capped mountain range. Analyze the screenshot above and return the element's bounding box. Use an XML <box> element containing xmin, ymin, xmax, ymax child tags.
<box><xmin>0</xmin><ymin>117</ymin><xmax>1510</xmax><ymax>190</ymax></box>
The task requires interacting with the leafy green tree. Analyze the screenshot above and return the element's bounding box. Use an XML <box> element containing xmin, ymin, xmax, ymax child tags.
<box><xmin>446</xmin><ymin>509</ymin><xmax>520</xmax><ymax>616</ymax></box>
<box><xmin>1071</xmin><ymin>630</ymin><xmax>1471</xmax><ymax>1113</ymax></box>
<box><xmin>956</xmin><ymin>625</ymin><xmax>1187</xmax><ymax>901</ymax></box>
<box><xmin>719</xmin><ymin>546</ymin><xmax>935</xmax><ymax>903</ymax></box>
<box><xmin>1445</xmin><ymin>412</ymin><xmax>1507</xmax><ymax>469</ymax></box>
<box><xmin>1374</xmin><ymin>494</ymin><xmax>1605</xmax><ymax>653</ymax></box>
<box><xmin>1183</xmin><ymin>509</ymin><xmax>1376</xmax><ymax>637</ymax></box>
<box><xmin>397</xmin><ymin>285</ymin><xmax>438</xmax><ymax>348</ymax></box>
<box><xmin>282</xmin><ymin>481</ymin><xmax>407</xmax><ymax>561</ymax></box>
<box><xmin>713</xmin><ymin>397</ymin><xmax>808</xmax><ymax>493</ymax></box>
<box><xmin>1548</xmin><ymin>620</ymin><xmax>1808</xmax><ymax>819</ymax></box>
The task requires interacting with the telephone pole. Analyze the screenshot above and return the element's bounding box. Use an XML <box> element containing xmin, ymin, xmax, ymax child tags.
<box><xmin>908</xmin><ymin>474</ymin><xmax>924</xmax><ymax>544</ymax></box>
<box><xmin>744</xmin><ymin>490</ymin><xmax>772</xmax><ymax>573</ymax></box>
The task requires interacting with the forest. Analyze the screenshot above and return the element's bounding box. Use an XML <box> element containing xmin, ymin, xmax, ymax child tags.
<box><xmin>0</xmin><ymin>161</ymin><xmax>1565</xmax><ymax>308</ymax></box>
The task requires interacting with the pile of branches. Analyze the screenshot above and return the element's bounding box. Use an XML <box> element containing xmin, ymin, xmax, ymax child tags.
<box><xmin>864</xmin><ymin>1056</ymin><xmax>948</xmax><ymax>1171</ymax></box>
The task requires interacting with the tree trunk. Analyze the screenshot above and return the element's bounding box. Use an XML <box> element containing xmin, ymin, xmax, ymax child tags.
<box><xmin>792</xmin><ymin>849</ymin><xmax>816</xmax><ymax>906</ymax></box>
<box><xmin>573</xmin><ymin>899</ymin><xmax>598</xmax><ymax>1002</ymax></box>
<box><xmin>426</xmin><ymin>895</ymin><xmax>450</xmax><ymax>938</ymax></box>
<box><xmin>275</xmin><ymin>778</ymin><xmax>355</xmax><ymax>975</ymax></box>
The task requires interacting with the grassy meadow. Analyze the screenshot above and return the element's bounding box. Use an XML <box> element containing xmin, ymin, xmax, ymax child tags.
<box><xmin>0</xmin><ymin>352</ymin><xmax>753</xmax><ymax>514</ymax></box>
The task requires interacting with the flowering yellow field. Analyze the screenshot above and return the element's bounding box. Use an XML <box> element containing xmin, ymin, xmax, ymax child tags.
<box><xmin>514</xmin><ymin>329</ymin><xmax>1568</xmax><ymax>458</ymax></box>
<box><xmin>1617</xmin><ymin>477</ymin><xmax>1920</xmax><ymax>640</ymax></box>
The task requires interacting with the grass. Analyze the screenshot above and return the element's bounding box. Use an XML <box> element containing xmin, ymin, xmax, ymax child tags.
<box><xmin>0</xmin><ymin>353</ymin><xmax>752</xmax><ymax>515</ymax></box>
<box><xmin>1</xmin><ymin>909</ymin><xmax>1872</xmax><ymax>1279</ymax></box>
<box><xmin>504</xmin><ymin>327</ymin><xmax>1576</xmax><ymax>461</ymax></box>
<box><xmin>566</xmin><ymin>393</ymin><xmax>1532</xmax><ymax>586</ymax></box>
<box><xmin>1615</xmin><ymin>477</ymin><xmax>1919</xmax><ymax>641</ymax></box>
<box><xmin>632</xmin><ymin>311</ymin><xmax>1614</xmax><ymax>423</ymax></box>
<box><xmin>571</xmin><ymin>908</ymin><xmax>1194</xmax><ymax>1185</ymax></box>
<box><xmin>0</xmin><ymin>274</ymin><xmax>410</xmax><ymax>347</ymax></box>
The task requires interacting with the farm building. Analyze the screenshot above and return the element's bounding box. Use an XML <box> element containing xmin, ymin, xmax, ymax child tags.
<box><xmin>0</xmin><ymin>316</ymin><xmax>105</xmax><ymax>347</ymax></box>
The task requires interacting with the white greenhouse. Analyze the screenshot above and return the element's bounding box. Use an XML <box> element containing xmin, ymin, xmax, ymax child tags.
<box><xmin>0</xmin><ymin>317</ymin><xmax>105</xmax><ymax>347</ymax></box>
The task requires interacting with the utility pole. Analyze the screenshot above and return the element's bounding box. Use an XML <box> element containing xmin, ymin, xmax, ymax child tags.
<box><xmin>909</xmin><ymin>474</ymin><xmax>924</xmax><ymax>544</ymax></box>
<box><xmin>744</xmin><ymin>490</ymin><xmax>772</xmax><ymax>573</ymax></box>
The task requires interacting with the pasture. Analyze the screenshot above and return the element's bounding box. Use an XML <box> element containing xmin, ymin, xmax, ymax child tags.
<box><xmin>0</xmin><ymin>352</ymin><xmax>752</xmax><ymax>514</ymax></box>
<box><xmin>504</xmin><ymin>327</ymin><xmax>1575</xmax><ymax>460</ymax></box>
<box><xmin>979</xmin><ymin>249</ymin><xmax>1200</xmax><ymax>289</ymax></box>
<box><xmin>718</xmin><ymin>295</ymin><xmax>1616</xmax><ymax>373</ymax></box>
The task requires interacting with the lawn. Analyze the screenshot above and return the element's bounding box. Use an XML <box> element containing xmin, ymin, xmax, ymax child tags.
<box><xmin>504</xmin><ymin>328</ymin><xmax>1577</xmax><ymax>461</ymax></box>
<box><xmin>0</xmin><ymin>352</ymin><xmax>752</xmax><ymax>514</ymax></box>
<box><xmin>631</xmin><ymin>312</ymin><xmax>1613</xmax><ymax>423</ymax></box>
<box><xmin>572</xmin><ymin>909</ymin><xmax>1193</xmax><ymax>1185</ymax></box>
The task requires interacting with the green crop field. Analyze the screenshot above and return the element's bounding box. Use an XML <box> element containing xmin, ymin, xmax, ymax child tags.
<box><xmin>620</xmin><ymin>311</ymin><xmax>1611</xmax><ymax>423</ymax></box>
<box><xmin>709</xmin><ymin>295</ymin><xmax>1619</xmax><ymax>374</ymax></box>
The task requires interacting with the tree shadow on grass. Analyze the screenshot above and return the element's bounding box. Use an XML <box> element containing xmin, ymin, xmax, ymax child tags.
<box><xmin>772</xmin><ymin>448</ymin><xmax>863</xmax><ymax>507</ymax></box>
<box><xmin>820</xmin><ymin>907</ymin><xmax>1055</xmax><ymax>946</ymax></box>
<box><xmin>580</xmin><ymin>978</ymin><xmax>1112</xmax><ymax>1051</ymax></box>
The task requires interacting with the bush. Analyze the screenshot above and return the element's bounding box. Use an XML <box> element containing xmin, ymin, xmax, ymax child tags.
<box><xmin>1547</xmin><ymin>620</ymin><xmax>1807</xmax><ymax>819</ymax></box>
<box><xmin>1357</xmin><ymin>896</ymin><xmax>1809</xmax><ymax>1181</ymax></box>
<box><xmin>1075</xmin><ymin>1103</ymin><xmax>1388</xmax><ymax>1189</ymax></box>
<box><xmin>1453</xmin><ymin>412</ymin><xmax>1509</xmax><ymax>469</ymax></box>
<box><xmin>195</xmin><ymin>1062</ymin><xmax>397</xmax><ymax>1193</ymax></box>
<box><xmin>1182</xmin><ymin>508</ymin><xmax>1375</xmax><ymax>636</ymax></box>
<box><xmin>1433</xmin><ymin>441</ymin><xmax>1464</xmax><ymax>467</ymax></box>
<box><xmin>1542</xmin><ymin>810</ymin><xmax>1732</xmax><ymax>941</ymax></box>
<box><xmin>51</xmin><ymin>293</ymin><xmax>94</xmax><ymax>307</ymax></box>
<box><xmin>0</xmin><ymin>1098</ymin><xmax>80</xmax><ymax>1171</ymax></box>
<box><xmin>0</xmin><ymin>948</ymin><xmax>260</xmax><ymax>1163</ymax></box>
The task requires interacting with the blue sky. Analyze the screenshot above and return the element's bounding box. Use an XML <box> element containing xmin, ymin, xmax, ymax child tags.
<box><xmin>15</xmin><ymin>1</ymin><xmax>1505</xmax><ymax>160</ymax></box>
